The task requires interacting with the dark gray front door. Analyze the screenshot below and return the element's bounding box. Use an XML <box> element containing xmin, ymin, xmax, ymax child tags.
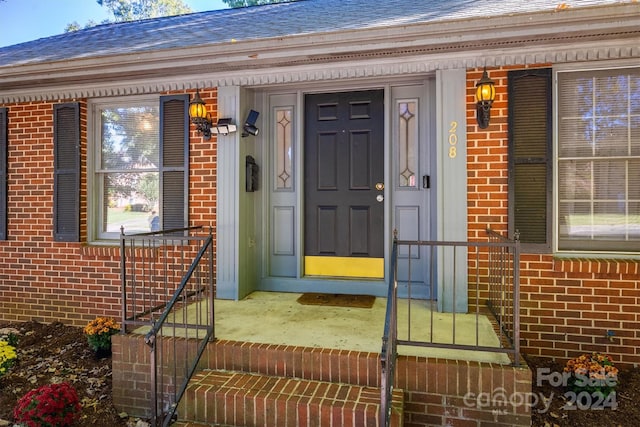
<box><xmin>304</xmin><ymin>90</ymin><xmax>385</xmax><ymax>278</ymax></box>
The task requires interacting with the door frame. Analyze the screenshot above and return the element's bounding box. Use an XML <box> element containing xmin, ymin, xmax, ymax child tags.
<box><xmin>257</xmin><ymin>78</ymin><xmax>433</xmax><ymax>297</ymax></box>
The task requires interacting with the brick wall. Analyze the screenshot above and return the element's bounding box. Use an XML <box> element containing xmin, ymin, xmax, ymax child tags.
<box><xmin>399</xmin><ymin>356</ymin><xmax>531</xmax><ymax>427</ymax></box>
<box><xmin>467</xmin><ymin>67</ymin><xmax>640</xmax><ymax>367</ymax></box>
<box><xmin>3</xmin><ymin>71</ymin><xmax>638</xmax><ymax>370</ymax></box>
<box><xmin>0</xmin><ymin>88</ymin><xmax>218</xmax><ymax>327</ymax></box>
<box><xmin>113</xmin><ymin>334</ymin><xmax>532</xmax><ymax>426</ymax></box>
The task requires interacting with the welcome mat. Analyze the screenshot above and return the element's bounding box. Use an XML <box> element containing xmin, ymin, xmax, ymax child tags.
<box><xmin>296</xmin><ymin>293</ymin><xmax>376</xmax><ymax>309</ymax></box>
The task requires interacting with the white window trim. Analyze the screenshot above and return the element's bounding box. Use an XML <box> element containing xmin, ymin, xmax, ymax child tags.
<box><xmin>553</xmin><ymin>62</ymin><xmax>640</xmax><ymax>258</ymax></box>
<box><xmin>87</xmin><ymin>95</ymin><xmax>160</xmax><ymax>243</ymax></box>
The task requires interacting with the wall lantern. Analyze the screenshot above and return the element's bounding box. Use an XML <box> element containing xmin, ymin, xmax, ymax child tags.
<box><xmin>242</xmin><ymin>110</ymin><xmax>260</xmax><ymax>137</ymax></box>
<box><xmin>475</xmin><ymin>68</ymin><xmax>496</xmax><ymax>129</ymax></box>
<box><xmin>188</xmin><ymin>89</ymin><xmax>237</xmax><ymax>139</ymax></box>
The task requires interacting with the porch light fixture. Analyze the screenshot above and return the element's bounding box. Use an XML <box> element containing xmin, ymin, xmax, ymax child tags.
<box><xmin>242</xmin><ymin>109</ymin><xmax>260</xmax><ymax>137</ymax></box>
<box><xmin>188</xmin><ymin>89</ymin><xmax>237</xmax><ymax>139</ymax></box>
<box><xmin>475</xmin><ymin>68</ymin><xmax>496</xmax><ymax>129</ymax></box>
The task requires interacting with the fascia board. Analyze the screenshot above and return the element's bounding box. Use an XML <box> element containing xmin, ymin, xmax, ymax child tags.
<box><xmin>1</xmin><ymin>35</ymin><xmax>639</xmax><ymax>104</ymax></box>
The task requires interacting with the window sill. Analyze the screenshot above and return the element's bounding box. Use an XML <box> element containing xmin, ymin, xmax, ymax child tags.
<box><xmin>553</xmin><ymin>251</ymin><xmax>640</xmax><ymax>262</ymax></box>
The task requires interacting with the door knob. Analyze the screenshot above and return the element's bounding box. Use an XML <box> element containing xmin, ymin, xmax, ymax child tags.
<box><xmin>376</xmin><ymin>195</ymin><xmax>384</xmax><ymax>202</ymax></box>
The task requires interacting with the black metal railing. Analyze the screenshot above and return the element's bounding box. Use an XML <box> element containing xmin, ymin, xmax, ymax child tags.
<box><xmin>120</xmin><ymin>226</ymin><xmax>215</xmax><ymax>427</ymax></box>
<box><xmin>380</xmin><ymin>229</ymin><xmax>520</xmax><ymax>426</ymax></box>
<box><xmin>486</xmin><ymin>228</ymin><xmax>520</xmax><ymax>358</ymax></box>
<box><xmin>380</xmin><ymin>237</ymin><xmax>398</xmax><ymax>426</ymax></box>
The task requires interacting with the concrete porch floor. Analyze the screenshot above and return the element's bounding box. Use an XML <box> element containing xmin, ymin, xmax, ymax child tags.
<box><xmin>211</xmin><ymin>291</ymin><xmax>511</xmax><ymax>365</ymax></box>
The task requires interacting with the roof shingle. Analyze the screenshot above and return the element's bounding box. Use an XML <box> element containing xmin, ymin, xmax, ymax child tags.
<box><xmin>0</xmin><ymin>0</ymin><xmax>627</xmax><ymax>68</ymax></box>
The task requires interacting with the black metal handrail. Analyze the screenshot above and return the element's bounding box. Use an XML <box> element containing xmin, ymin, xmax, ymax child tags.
<box><xmin>380</xmin><ymin>229</ymin><xmax>520</xmax><ymax>426</ymax></box>
<box><xmin>486</xmin><ymin>228</ymin><xmax>521</xmax><ymax>360</ymax></box>
<box><xmin>120</xmin><ymin>226</ymin><xmax>215</xmax><ymax>427</ymax></box>
<box><xmin>380</xmin><ymin>236</ymin><xmax>399</xmax><ymax>426</ymax></box>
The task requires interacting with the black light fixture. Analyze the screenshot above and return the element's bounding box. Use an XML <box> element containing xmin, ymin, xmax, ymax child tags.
<box><xmin>475</xmin><ymin>68</ymin><xmax>496</xmax><ymax>129</ymax></box>
<box><xmin>188</xmin><ymin>89</ymin><xmax>237</xmax><ymax>139</ymax></box>
<box><xmin>189</xmin><ymin>89</ymin><xmax>212</xmax><ymax>139</ymax></box>
<box><xmin>242</xmin><ymin>109</ymin><xmax>260</xmax><ymax>137</ymax></box>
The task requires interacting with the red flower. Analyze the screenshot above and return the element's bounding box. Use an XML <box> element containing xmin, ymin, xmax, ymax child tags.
<box><xmin>13</xmin><ymin>382</ymin><xmax>81</xmax><ymax>427</ymax></box>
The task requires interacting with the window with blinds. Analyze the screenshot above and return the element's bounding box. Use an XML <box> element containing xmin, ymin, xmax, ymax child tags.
<box><xmin>508</xmin><ymin>69</ymin><xmax>552</xmax><ymax>252</ymax></box>
<box><xmin>88</xmin><ymin>95</ymin><xmax>188</xmax><ymax>240</ymax></box>
<box><xmin>557</xmin><ymin>67</ymin><xmax>640</xmax><ymax>252</ymax></box>
<box><xmin>97</xmin><ymin>100</ymin><xmax>159</xmax><ymax>237</ymax></box>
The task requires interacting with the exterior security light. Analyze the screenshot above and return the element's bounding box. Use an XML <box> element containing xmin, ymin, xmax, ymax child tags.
<box><xmin>242</xmin><ymin>109</ymin><xmax>260</xmax><ymax>137</ymax></box>
<box><xmin>189</xmin><ymin>89</ymin><xmax>237</xmax><ymax>139</ymax></box>
<box><xmin>475</xmin><ymin>68</ymin><xmax>496</xmax><ymax>129</ymax></box>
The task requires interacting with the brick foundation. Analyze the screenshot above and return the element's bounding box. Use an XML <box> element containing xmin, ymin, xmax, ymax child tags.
<box><xmin>112</xmin><ymin>334</ymin><xmax>531</xmax><ymax>426</ymax></box>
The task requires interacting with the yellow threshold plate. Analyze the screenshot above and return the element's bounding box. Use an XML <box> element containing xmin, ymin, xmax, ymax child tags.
<box><xmin>304</xmin><ymin>256</ymin><xmax>384</xmax><ymax>279</ymax></box>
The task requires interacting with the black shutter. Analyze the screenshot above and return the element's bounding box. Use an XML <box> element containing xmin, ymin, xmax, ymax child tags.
<box><xmin>53</xmin><ymin>103</ymin><xmax>80</xmax><ymax>242</ymax></box>
<box><xmin>0</xmin><ymin>108</ymin><xmax>7</xmax><ymax>240</ymax></box>
<box><xmin>159</xmin><ymin>95</ymin><xmax>189</xmax><ymax>230</ymax></box>
<box><xmin>507</xmin><ymin>69</ymin><xmax>552</xmax><ymax>251</ymax></box>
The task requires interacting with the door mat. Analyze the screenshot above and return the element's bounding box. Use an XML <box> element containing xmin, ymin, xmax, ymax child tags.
<box><xmin>296</xmin><ymin>293</ymin><xmax>376</xmax><ymax>309</ymax></box>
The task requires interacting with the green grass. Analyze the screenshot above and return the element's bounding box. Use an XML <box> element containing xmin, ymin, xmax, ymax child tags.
<box><xmin>566</xmin><ymin>214</ymin><xmax>640</xmax><ymax>226</ymax></box>
<box><xmin>106</xmin><ymin>208</ymin><xmax>152</xmax><ymax>233</ymax></box>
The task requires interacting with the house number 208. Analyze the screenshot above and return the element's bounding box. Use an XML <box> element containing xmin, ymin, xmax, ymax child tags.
<box><xmin>448</xmin><ymin>121</ymin><xmax>458</xmax><ymax>158</ymax></box>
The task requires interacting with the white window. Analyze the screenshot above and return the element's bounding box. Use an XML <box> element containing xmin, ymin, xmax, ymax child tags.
<box><xmin>557</xmin><ymin>67</ymin><xmax>640</xmax><ymax>253</ymax></box>
<box><xmin>89</xmin><ymin>95</ymin><xmax>188</xmax><ymax>240</ymax></box>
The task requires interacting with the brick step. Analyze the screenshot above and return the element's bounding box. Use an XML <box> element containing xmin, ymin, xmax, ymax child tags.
<box><xmin>177</xmin><ymin>369</ymin><xmax>404</xmax><ymax>427</ymax></box>
<box><xmin>200</xmin><ymin>340</ymin><xmax>381</xmax><ymax>388</ymax></box>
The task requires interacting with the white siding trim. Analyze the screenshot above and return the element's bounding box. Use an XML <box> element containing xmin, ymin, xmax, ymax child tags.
<box><xmin>1</xmin><ymin>42</ymin><xmax>638</xmax><ymax>103</ymax></box>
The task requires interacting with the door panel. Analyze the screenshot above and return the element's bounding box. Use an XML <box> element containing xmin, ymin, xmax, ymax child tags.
<box><xmin>304</xmin><ymin>90</ymin><xmax>384</xmax><ymax>277</ymax></box>
<box><xmin>268</xmin><ymin>95</ymin><xmax>298</xmax><ymax>277</ymax></box>
<box><xmin>391</xmin><ymin>83</ymin><xmax>434</xmax><ymax>298</ymax></box>
<box><xmin>350</xmin><ymin>207</ymin><xmax>370</xmax><ymax>255</ymax></box>
<box><xmin>317</xmin><ymin>133</ymin><xmax>338</xmax><ymax>189</ymax></box>
<box><xmin>317</xmin><ymin>206</ymin><xmax>337</xmax><ymax>253</ymax></box>
<box><xmin>350</xmin><ymin>131</ymin><xmax>373</xmax><ymax>189</ymax></box>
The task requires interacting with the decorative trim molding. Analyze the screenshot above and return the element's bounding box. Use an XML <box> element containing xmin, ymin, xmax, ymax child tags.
<box><xmin>1</xmin><ymin>41</ymin><xmax>639</xmax><ymax>103</ymax></box>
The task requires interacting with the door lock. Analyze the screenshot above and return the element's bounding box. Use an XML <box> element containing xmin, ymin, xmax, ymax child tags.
<box><xmin>375</xmin><ymin>182</ymin><xmax>384</xmax><ymax>191</ymax></box>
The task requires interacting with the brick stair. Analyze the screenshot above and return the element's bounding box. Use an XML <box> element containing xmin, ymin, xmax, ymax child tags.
<box><xmin>176</xmin><ymin>369</ymin><xmax>403</xmax><ymax>426</ymax></box>
<box><xmin>114</xmin><ymin>335</ymin><xmax>532</xmax><ymax>426</ymax></box>
<box><xmin>162</xmin><ymin>339</ymin><xmax>405</xmax><ymax>426</ymax></box>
